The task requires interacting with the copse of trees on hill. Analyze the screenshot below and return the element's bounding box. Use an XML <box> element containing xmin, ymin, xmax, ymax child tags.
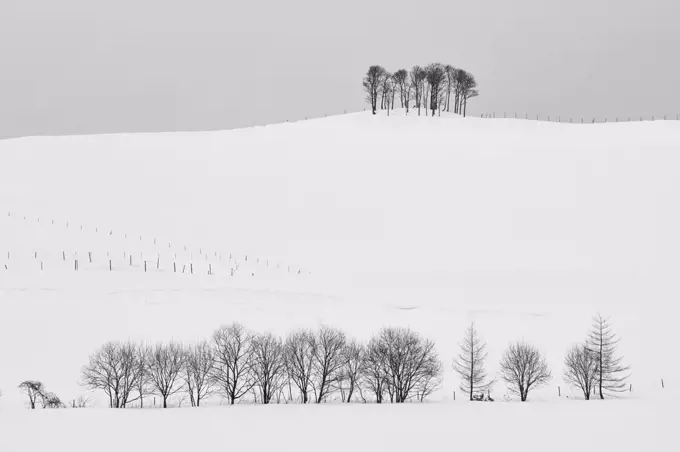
<box><xmin>363</xmin><ymin>63</ymin><xmax>478</xmax><ymax>117</ymax></box>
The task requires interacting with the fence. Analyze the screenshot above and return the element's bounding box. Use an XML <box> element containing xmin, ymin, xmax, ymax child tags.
<box><xmin>480</xmin><ymin>112</ymin><xmax>680</xmax><ymax>123</ymax></box>
<box><xmin>1</xmin><ymin>210</ymin><xmax>308</xmax><ymax>279</ymax></box>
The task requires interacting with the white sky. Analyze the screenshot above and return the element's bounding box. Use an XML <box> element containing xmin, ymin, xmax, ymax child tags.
<box><xmin>1</xmin><ymin>0</ymin><xmax>679</xmax><ymax>138</ymax></box>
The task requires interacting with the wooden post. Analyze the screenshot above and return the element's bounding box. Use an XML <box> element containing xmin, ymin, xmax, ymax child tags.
<box><xmin>89</xmin><ymin>252</ymin><xmax>92</xmax><ymax>263</ymax></box>
<box><xmin>209</xmin><ymin>264</ymin><xmax>212</xmax><ymax>275</ymax></box>
<box><xmin>453</xmin><ymin>391</ymin><xmax>456</xmax><ymax>401</ymax></box>
<box><xmin>190</xmin><ymin>263</ymin><xmax>193</xmax><ymax>274</ymax></box>
<box><xmin>174</xmin><ymin>262</ymin><xmax>176</xmax><ymax>273</ymax></box>
<box><xmin>109</xmin><ymin>260</ymin><xmax>112</xmax><ymax>271</ymax></box>
<box><xmin>157</xmin><ymin>257</ymin><xmax>160</xmax><ymax>269</ymax></box>
<box><xmin>629</xmin><ymin>384</ymin><xmax>632</xmax><ymax>392</ymax></box>
<box><xmin>558</xmin><ymin>386</ymin><xmax>561</xmax><ymax>397</ymax></box>
<box><xmin>75</xmin><ymin>260</ymin><xmax>79</xmax><ymax>271</ymax></box>
<box><xmin>661</xmin><ymin>378</ymin><xmax>665</xmax><ymax>389</ymax></box>
<box><xmin>144</xmin><ymin>261</ymin><xmax>147</xmax><ymax>272</ymax></box>
<box><xmin>129</xmin><ymin>255</ymin><xmax>132</xmax><ymax>266</ymax></box>
<box><xmin>41</xmin><ymin>261</ymin><xmax>43</xmax><ymax>271</ymax></box>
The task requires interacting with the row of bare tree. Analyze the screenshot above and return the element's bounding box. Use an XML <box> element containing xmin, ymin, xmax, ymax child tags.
<box><xmin>455</xmin><ymin>314</ymin><xmax>630</xmax><ymax>402</ymax></box>
<box><xmin>80</xmin><ymin>324</ymin><xmax>443</xmax><ymax>408</ymax></box>
<box><xmin>363</xmin><ymin>64</ymin><xmax>478</xmax><ymax>117</ymax></box>
<box><xmin>11</xmin><ymin>314</ymin><xmax>629</xmax><ymax>409</ymax></box>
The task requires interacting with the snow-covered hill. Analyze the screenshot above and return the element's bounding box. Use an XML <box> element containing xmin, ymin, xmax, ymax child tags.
<box><xmin>1</xmin><ymin>112</ymin><xmax>679</xmax><ymax>449</ymax></box>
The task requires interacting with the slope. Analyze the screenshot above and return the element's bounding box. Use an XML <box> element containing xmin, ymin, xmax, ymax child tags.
<box><xmin>1</xmin><ymin>112</ymin><xmax>679</xmax><ymax>409</ymax></box>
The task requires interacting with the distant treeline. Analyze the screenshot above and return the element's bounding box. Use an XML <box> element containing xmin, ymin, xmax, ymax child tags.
<box><xmin>363</xmin><ymin>64</ymin><xmax>478</xmax><ymax>117</ymax></box>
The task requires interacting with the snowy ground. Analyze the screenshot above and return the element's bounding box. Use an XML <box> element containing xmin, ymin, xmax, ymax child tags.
<box><xmin>1</xmin><ymin>399</ymin><xmax>678</xmax><ymax>452</ymax></box>
<box><xmin>1</xmin><ymin>111</ymin><xmax>679</xmax><ymax>449</ymax></box>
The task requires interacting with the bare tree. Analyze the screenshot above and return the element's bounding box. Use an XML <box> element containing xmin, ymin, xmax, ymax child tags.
<box><xmin>444</xmin><ymin>65</ymin><xmax>458</xmax><ymax>112</ymax></box>
<box><xmin>363</xmin><ymin>65</ymin><xmax>386</xmax><ymax>115</ymax></box>
<box><xmin>393</xmin><ymin>69</ymin><xmax>409</xmax><ymax>109</ymax></box>
<box><xmin>284</xmin><ymin>329</ymin><xmax>317</xmax><ymax>403</ymax></box>
<box><xmin>340</xmin><ymin>340</ymin><xmax>365</xmax><ymax>403</ymax></box>
<box><xmin>457</xmin><ymin>71</ymin><xmax>478</xmax><ymax>117</ymax></box>
<box><xmin>212</xmin><ymin>322</ymin><xmax>255</xmax><ymax>405</ymax></box>
<box><xmin>311</xmin><ymin>326</ymin><xmax>347</xmax><ymax>403</ymax></box>
<box><xmin>425</xmin><ymin>63</ymin><xmax>447</xmax><ymax>116</ymax></box>
<box><xmin>363</xmin><ymin>340</ymin><xmax>388</xmax><ymax>403</ymax></box>
<box><xmin>379</xmin><ymin>71</ymin><xmax>393</xmax><ymax>111</ymax></box>
<box><xmin>80</xmin><ymin>341</ymin><xmax>145</xmax><ymax>408</ymax></box>
<box><xmin>135</xmin><ymin>343</ymin><xmax>152</xmax><ymax>408</ymax></box>
<box><xmin>147</xmin><ymin>342</ymin><xmax>185</xmax><ymax>408</ymax></box>
<box><xmin>40</xmin><ymin>391</ymin><xmax>65</xmax><ymax>409</ymax></box>
<box><xmin>499</xmin><ymin>341</ymin><xmax>551</xmax><ymax>402</ymax></box>
<box><xmin>453</xmin><ymin>323</ymin><xmax>495</xmax><ymax>400</ymax></box>
<box><xmin>251</xmin><ymin>332</ymin><xmax>287</xmax><ymax>404</ymax></box>
<box><xmin>369</xmin><ymin>327</ymin><xmax>442</xmax><ymax>403</ymax></box>
<box><xmin>587</xmin><ymin>314</ymin><xmax>630</xmax><ymax>399</ymax></box>
<box><xmin>410</xmin><ymin>66</ymin><xmax>426</xmax><ymax>116</ymax></box>
<box><xmin>19</xmin><ymin>381</ymin><xmax>44</xmax><ymax>409</ymax></box>
<box><xmin>564</xmin><ymin>344</ymin><xmax>598</xmax><ymax>400</ymax></box>
<box><xmin>183</xmin><ymin>340</ymin><xmax>215</xmax><ymax>407</ymax></box>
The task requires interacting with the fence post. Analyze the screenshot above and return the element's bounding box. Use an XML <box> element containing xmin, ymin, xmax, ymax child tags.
<box><xmin>144</xmin><ymin>261</ymin><xmax>147</xmax><ymax>272</ymax></box>
<box><xmin>174</xmin><ymin>262</ymin><xmax>176</xmax><ymax>273</ymax></box>
<box><xmin>191</xmin><ymin>263</ymin><xmax>193</xmax><ymax>274</ymax></box>
<box><xmin>88</xmin><ymin>252</ymin><xmax>92</xmax><ymax>263</ymax></box>
<box><xmin>661</xmin><ymin>378</ymin><xmax>664</xmax><ymax>388</ymax></box>
<box><xmin>558</xmin><ymin>386</ymin><xmax>561</xmax><ymax>397</ymax></box>
<box><xmin>75</xmin><ymin>260</ymin><xmax>78</xmax><ymax>271</ymax></box>
<box><xmin>109</xmin><ymin>260</ymin><xmax>112</xmax><ymax>271</ymax></box>
<box><xmin>453</xmin><ymin>391</ymin><xmax>456</xmax><ymax>401</ymax></box>
<box><xmin>209</xmin><ymin>264</ymin><xmax>212</xmax><ymax>275</ymax></box>
<box><xmin>129</xmin><ymin>255</ymin><xmax>132</xmax><ymax>266</ymax></box>
<box><xmin>629</xmin><ymin>384</ymin><xmax>632</xmax><ymax>392</ymax></box>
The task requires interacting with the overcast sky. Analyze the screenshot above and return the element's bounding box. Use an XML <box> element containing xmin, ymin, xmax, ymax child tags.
<box><xmin>1</xmin><ymin>0</ymin><xmax>679</xmax><ymax>138</ymax></box>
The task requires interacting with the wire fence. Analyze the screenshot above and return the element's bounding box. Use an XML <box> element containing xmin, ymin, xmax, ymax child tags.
<box><xmin>480</xmin><ymin>112</ymin><xmax>680</xmax><ymax>123</ymax></box>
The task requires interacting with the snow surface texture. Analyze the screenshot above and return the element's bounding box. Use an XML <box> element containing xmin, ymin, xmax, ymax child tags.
<box><xmin>1</xmin><ymin>112</ymin><xmax>679</xmax><ymax>450</ymax></box>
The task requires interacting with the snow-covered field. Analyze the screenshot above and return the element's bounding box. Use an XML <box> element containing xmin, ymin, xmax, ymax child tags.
<box><xmin>1</xmin><ymin>111</ymin><xmax>679</xmax><ymax>450</ymax></box>
<box><xmin>1</xmin><ymin>399</ymin><xmax>678</xmax><ymax>452</ymax></box>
